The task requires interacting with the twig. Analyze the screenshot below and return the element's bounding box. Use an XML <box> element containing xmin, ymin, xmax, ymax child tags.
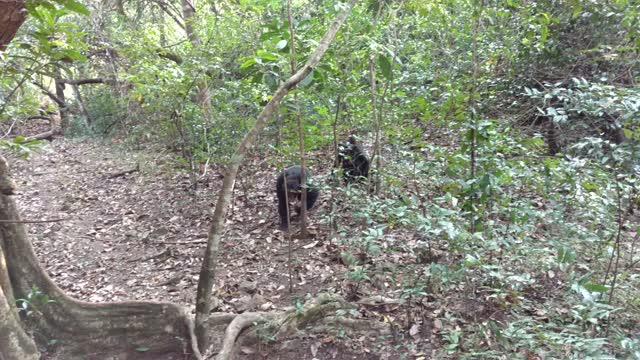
<box><xmin>128</xmin><ymin>248</ymin><xmax>170</xmax><ymax>263</ymax></box>
<box><xmin>0</xmin><ymin>218</ymin><xmax>66</xmax><ymax>223</ymax></box>
<box><xmin>32</xmin><ymin>169</ymin><xmax>92</xmax><ymax>176</ymax></box>
<box><xmin>107</xmin><ymin>164</ymin><xmax>139</xmax><ymax>178</ymax></box>
<box><xmin>160</xmin><ymin>240</ymin><xmax>207</xmax><ymax>245</ymax></box>
<box><xmin>0</xmin><ymin>117</ymin><xmax>19</xmax><ymax>139</ymax></box>
<box><xmin>157</xmin><ymin>274</ymin><xmax>183</xmax><ymax>286</ymax></box>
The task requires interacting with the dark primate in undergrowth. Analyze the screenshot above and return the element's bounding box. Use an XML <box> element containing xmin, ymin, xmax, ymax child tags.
<box><xmin>276</xmin><ymin>165</ymin><xmax>320</xmax><ymax>230</ymax></box>
<box><xmin>338</xmin><ymin>135</ymin><xmax>370</xmax><ymax>183</ymax></box>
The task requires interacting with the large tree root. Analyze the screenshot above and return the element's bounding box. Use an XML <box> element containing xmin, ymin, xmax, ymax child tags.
<box><xmin>213</xmin><ymin>293</ymin><xmax>392</xmax><ymax>360</ymax></box>
<box><xmin>1</xmin><ymin>154</ymin><xmax>393</xmax><ymax>360</ymax></box>
<box><xmin>0</xmin><ymin>156</ymin><xmax>201</xmax><ymax>360</ymax></box>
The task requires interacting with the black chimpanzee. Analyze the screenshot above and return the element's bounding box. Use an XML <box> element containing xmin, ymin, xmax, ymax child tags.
<box><xmin>276</xmin><ymin>165</ymin><xmax>320</xmax><ymax>230</ymax></box>
<box><xmin>337</xmin><ymin>135</ymin><xmax>370</xmax><ymax>183</ymax></box>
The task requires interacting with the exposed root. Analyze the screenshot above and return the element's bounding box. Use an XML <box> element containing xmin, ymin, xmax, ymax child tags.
<box><xmin>206</xmin><ymin>313</ymin><xmax>238</xmax><ymax>326</ymax></box>
<box><xmin>357</xmin><ymin>295</ymin><xmax>405</xmax><ymax>306</ymax></box>
<box><xmin>214</xmin><ymin>312</ymin><xmax>273</xmax><ymax>360</ymax></box>
<box><xmin>324</xmin><ymin>316</ymin><xmax>391</xmax><ymax>334</ymax></box>
<box><xmin>1</xmin><ymin>155</ymin><xmax>202</xmax><ymax>359</ymax></box>
<box><xmin>184</xmin><ymin>308</ymin><xmax>203</xmax><ymax>360</ymax></box>
<box><xmin>212</xmin><ymin>293</ymin><xmax>391</xmax><ymax>360</ymax></box>
<box><xmin>274</xmin><ymin>293</ymin><xmax>354</xmax><ymax>336</ymax></box>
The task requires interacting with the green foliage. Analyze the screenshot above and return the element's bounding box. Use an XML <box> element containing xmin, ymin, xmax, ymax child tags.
<box><xmin>65</xmin><ymin>88</ymin><xmax>128</xmax><ymax>138</ymax></box>
<box><xmin>254</xmin><ymin>320</ymin><xmax>278</xmax><ymax>344</ymax></box>
<box><xmin>26</xmin><ymin>0</ymin><xmax>89</xmax><ymax>16</ymax></box>
<box><xmin>0</xmin><ymin>137</ymin><xmax>44</xmax><ymax>158</ymax></box>
<box><xmin>22</xmin><ymin>1</ymin><xmax>88</xmax><ymax>62</ymax></box>
<box><xmin>16</xmin><ymin>286</ymin><xmax>56</xmax><ymax>318</ymax></box>
<box><xmin>2</xmin><ymin>0</ymin><xmax>638</xmax><ymax>358</ymax></box>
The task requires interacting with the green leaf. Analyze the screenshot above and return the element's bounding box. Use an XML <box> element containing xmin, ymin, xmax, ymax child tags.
<box><xmin>313</xmin><ymin>69</ymin><xmax>325</xmax><ymax>88</ymax></box>
<box><xmin>250</xmin><ymin>71</ymin><xmax>262</xmax><ymax>84</ymax></box>
<box><xmin>299</xmin><ymin>70</ymin><xmax>314</xmax><ymax>87</ymax></box>
<box><xmin>56</xmin><ymin>49</ymin><xmax>86</xmax><ymax>62</ymax></box>
<box><xmin>583</xmin><ymin>283</ymin><xmax>608</xmax><ymax>293</ymax></box>
<box><xmin>478</xmin><ymin>174</ymin><xmax>491</xmax><ymax>191</ymax></box>
<box><xmin>557</xmin><ymin>246</ymin><xmax>576</xmax><ymax>264</ymax></box>
<box><xmin>262</xmin><ymin>72</ymin><xmax>277</xmax><ymax>89</ymax></box>
<box><xmin>240</xmin><ymin>58</ymin><xmax>256</xmax><ymax>70</ymax></box>
<box><xmin>61</xmin><ymin>0</ymin><xmax>90</xmax><ymax>15</ymax></box>
<box><xmin>340</xmin><ymin>252</ymin><xmax>357</xmax><ymax>266</ymax></box>
<box><xmin>135</xmin><ymin>347</ymin><xmax>150</xmax><ymax>352</ymax></box>
<box><xmin>256</xmin><ymin>50</ymin><xmax>278</xmax><ymax>62</ymax></box>
<box><xmin>581</xmin><ymin>181</ymin><xmax>599</xmax><ymax>192</ymax></box>
<box><xmin>276</xmin><ymin>39</ymin><xmax>288</xmax><ymax>50</ymax></box>
<box><xmin>260</xmin><ymin>30</ymin><xmax>278</xmax><ymax>41</ymax></box>
<box><xmin>377</xmin><ymin>54</ymin><xmax>392</xmax><ymax>81</ymax></box>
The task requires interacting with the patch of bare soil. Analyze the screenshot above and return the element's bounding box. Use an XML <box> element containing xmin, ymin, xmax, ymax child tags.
<box><xmin>236</xmin><ymin>335</ymin><xmax>383</xmax><ymax>360</ymax></box>
<box><xmin>8</xmin><ymin>138</ymin><xmax>416</xmax><ymax>359</ymax></box>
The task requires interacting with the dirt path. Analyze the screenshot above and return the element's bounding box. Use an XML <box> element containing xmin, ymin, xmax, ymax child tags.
<box><xmin>12</xmin><ymin>140</ymin><xmax>197</xmax><ymax>303</ymax></box>
<box><xmin>6</xmin><ymin>139</ymin><xmax>421</xmax><ymax>359</ymax></box>
<box><xmin>9</xmin><ymin>139</ymin><xmax>342</xmax><ymax>308</ymax></box>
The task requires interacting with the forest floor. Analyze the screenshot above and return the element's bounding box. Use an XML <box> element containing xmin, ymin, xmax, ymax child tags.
<box><xmin>9</xmin><ymin>138</ymin><xmax>416</xmax><ymax>360</ymax></box>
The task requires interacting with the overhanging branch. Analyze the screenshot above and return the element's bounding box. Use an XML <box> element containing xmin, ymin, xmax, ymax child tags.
<box><xmin>59</xmin><ymin>78</ymin><xmax>117</xmax><ymax>86</ymax></box>
<box><xmin>31</xmin><ymin>82</ymin><xmax>65</xmax><ymax>107</ymax></box>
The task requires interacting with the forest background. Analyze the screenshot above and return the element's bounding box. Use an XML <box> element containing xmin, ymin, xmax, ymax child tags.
<box><xmin>0</xmin><ymin>0</ymin><xmax>639</xmax><ymax>359</ymax></box>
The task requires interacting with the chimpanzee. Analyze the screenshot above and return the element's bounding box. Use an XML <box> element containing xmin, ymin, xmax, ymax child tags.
<box><xmin>337</xmin><ymin>135</ymin><xmax>370</xmax><ymax>183</ymax></box>
<box><xmin>276</xmin><ymin>165</ymin><xmax>320</xmax><ymax>230</ymax></box>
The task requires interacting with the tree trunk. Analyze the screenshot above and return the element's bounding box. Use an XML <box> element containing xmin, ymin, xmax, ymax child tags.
<box><xmin>182</xmin><ymin>0</ymin><xmax>212</xmax><ymax>117</ymax></box>
<box><xmin>54</xmin><ymin>69</ymin><xmax>70</xmax><ymax>132</ymax></box>
<box><xmin>194</xmin><ymin>0</ymin><xmax>359</xmax><ymax>350</ymax></box>
<box><xmin>369</xmin><ymin>5</ymin><xmax>384</xmax><ymax>195</ymax></box>
<box><xmin>72</xmin><ymin>83</ymin><xmax>93</xmax><ymax>125</ymax></box>
<box><xmin>288</xmin><ymin>0</ymin><xmax>309</xmax><ymax>236</ymax></box>
<box><xmin>0</xmin><ymin>0</ymin><xmax>26</xmax><ymax>52</ymax></box>
<box><xmin>547</xmin><ymin>119</ymin><xmax>560</xmax><ymax>155</ymax></box>
<box><xmin>0</xmin><ymin>239</ymin><xmax>39</xmax><ymax>360</ymax></box>
<box><xmin>0</xmin><ymin>156</ymin><xmax>199</xmax><ymax>359</ymax></box>
<box><xmin>180</xmin><ymin>0</ymin><xmax>212</xmax><ymax>189</ymax></box>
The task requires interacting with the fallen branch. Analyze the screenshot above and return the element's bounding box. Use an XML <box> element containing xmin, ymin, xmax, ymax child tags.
<box><xmin>26</xmin><ymin>115</ymin><xmax>51</xmax><ymax>121</ymax></box>
<box><xmin>59</xmin><ymin>78</ymin><xmax>116</xmax><ymax>86</ymax></box>
<box><xmin>31</xmin><ymin>81</ymin><xmax>65</xmax><ymax>107</ymax></box>
<box><xmin>357</xmin><ymin>295</ymin><xmax>405</xmax><ymax>306</ymax></box>
<box><xmin>25</xmin><ymin>129</ymin><xmax>57</xmax><ymax>141</ymax></box>
<box><xmin>156</xmin><ymin>274</ymin><xmax>183</xmax><ymax>287</ymax></box>
<box><xmin>107</xmin><ymin>164</ymin><xmax>139</xmax><ymax>178</ymax></box>
<box><xmin>127</xmin><ymin>248</ymin><xmax>170</xmax><ymax>263</ymax></box>
<box><xmin>1</xmin><ymin>117</ymin><xmax>19</xmax><ymax>139</ymax></box>
<box><xmin>159</xmin><ymin>239</ymin><xmax>207</xmax><ymax>245</ymax></box>
<box><xmin>0</xmin><ymin>218</ymin><xmax>66</xmax><ymax>224</ymax></box>
<box><xmin>32</xmin><ymin>169</ymin><xmax>92</xmax><ymax>176</ymax></box>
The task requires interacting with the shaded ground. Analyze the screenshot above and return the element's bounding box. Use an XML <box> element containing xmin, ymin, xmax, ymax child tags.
<box><xmin>8</xmin><ymin>138</ymin><xmax>418</xmax><ymax>359</ymax></box>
